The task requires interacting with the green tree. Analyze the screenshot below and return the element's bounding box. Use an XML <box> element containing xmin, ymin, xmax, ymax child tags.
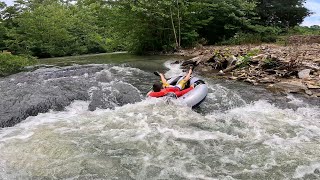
<box><xmin>310</xmin><ymin>25</ymin><xmax>320</xmax><ymax>29</ymax></box>
<box><xmin>0</xmin><ymin>53</ymin><xmax>36</xmax><ymax>76</ymax></box>
<box><xmin>196</xmin><ymin>0</ymin><xmax>256</xmax><ymax>44</ymax></box>
<box><xmin>5</xmin><ymin>0</ymin><xmax>108</xmax><ymax>57</ymax></box>
<box><xmin>6</xmin><ymin>2</ymin><xmax>76</xmax><ymax>56</ymax></box>
<box><xmin>105</xmin><ymin>0</ymin><xmax>256</xmax><ymax>53</ymax></box>
<box><xmin>255</xmin><ymin>0</ymin><xmax>311</xmax><ymax>30</ymax></box>
<box><xmin>0</xmin><ymin>1</ymin><xmax>7</xmax><ymax>50</ymax></box>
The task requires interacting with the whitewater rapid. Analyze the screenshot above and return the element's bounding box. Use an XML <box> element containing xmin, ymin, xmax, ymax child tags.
<box><xmin>0</xmin><ymin>62</ymin><xmax>319</xmax><ymax>179</ymax></box>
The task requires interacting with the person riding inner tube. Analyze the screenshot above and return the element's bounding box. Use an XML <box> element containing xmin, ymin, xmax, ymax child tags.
<box><xmin>147</xmin><ymin>67</ymin><xmax>194</xmax><ymax>98</ymax></box>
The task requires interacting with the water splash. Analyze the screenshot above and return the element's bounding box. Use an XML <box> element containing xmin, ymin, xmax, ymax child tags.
<box><xmin>164</xmin><ymin>61</ymin><xmax>184</xmax><ymax>78</ymax></box>
<box><xmin>0</xmin><ymin>96</ymin><xmax>319</xmax><ymax>179</ymax></box>
<box><xmin>0</xmin><ymin>62</ymin><xmax>320</xmax><ymax>179</ymax></box>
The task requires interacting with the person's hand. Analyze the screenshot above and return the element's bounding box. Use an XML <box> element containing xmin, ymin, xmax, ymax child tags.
<box><xmin>190</xmin><ymin>84</ymin><xmax>195</xmax><ymax>88</ymax></box>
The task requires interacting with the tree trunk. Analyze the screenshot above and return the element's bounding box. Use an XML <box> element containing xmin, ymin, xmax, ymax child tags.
<box><xmin>170</xmin><ymin>6</ymin><xmax>179</xmax><ymax>49</ymax></box>
<box><xmin>177</xmin><ymin>0</ymin><xmax>181</xmax><ymax>48</ymax></box>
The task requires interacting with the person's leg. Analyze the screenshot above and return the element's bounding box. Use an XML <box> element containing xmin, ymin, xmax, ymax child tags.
<box><xmin>183</xmin><ymin>67</ymin><xmax>193</xmax><ymax>81</ymax></box>
<box><xmin>176</xmin><ymin>67</ymin><xmax>193</xmax><ymax>90</ymax></box>
<box><xmin>159</xmin><ymin>73</ymin><xmax>170</xmax><ymax>88</ymax></box>
<box><xmin>159</xmin><ymin>73</ymin><xmax>166</xmax><ymax>83</ymax></box>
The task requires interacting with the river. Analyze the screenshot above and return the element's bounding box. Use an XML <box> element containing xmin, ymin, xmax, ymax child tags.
<box><xmin>0</xmin><ymin>53</ymin><xmax>319</xmax><ymax>179</ymax></box>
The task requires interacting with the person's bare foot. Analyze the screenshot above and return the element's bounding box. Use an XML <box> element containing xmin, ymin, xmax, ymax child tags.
<box><xmin>189</xmin><ymin>66</ymin><xmax>194</xmax><ymax>73</ymax></box>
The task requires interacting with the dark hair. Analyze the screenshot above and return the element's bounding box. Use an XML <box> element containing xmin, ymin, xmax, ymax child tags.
<box><xmin>153</xmin><ymin>83</ymin><xmax>162</xmax><ymax>92</ymax></box>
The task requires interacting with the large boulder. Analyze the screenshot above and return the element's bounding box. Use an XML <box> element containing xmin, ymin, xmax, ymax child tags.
<box><xmin>88</xmin><ymin>82</ymin><xmax>141</xmax><ymax>111</ymax></box>
<box><xmin>0</xmin><ymin>67</ymin><xmax>99</xmax><ymax>128</ymax></box>
<box><xmin>0</xmin><ymin>65</ymin><xmax>145</xmax><ymax>128</ymax></box>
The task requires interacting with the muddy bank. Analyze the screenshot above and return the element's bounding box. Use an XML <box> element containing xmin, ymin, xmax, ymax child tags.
<box><xmin>176</xmin><ymin>43</ymin><xmax>320</xmax><ymax>97</ymax></box>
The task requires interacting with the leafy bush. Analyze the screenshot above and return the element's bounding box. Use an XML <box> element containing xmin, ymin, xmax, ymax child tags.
<box><xmin>288</xmin><ymin>26</ymin><xmax>320</xmax><ymax>35</ymax></box>
<box><xmin>220</xmin><ymin>33</ymin><xmax>263</xmax><ymax>45</ymax></box>
<box><xmin>0</xmin><ymin>53</ymin><xmax>36</xmax><ymax>76</ymax></box>
<box><xmin>235</xmin><ymin>55</ymin><xmax>252</xmax><ymax>68</ymax></box>
<box><xmin>219</xmin><ymin>26</ymin><xmax>281</xmax><ymax>45</ymax></box>
<box><xmin>262</xmin><ymin>57</ymin><xmax>280</xmax><ymax>69</ymax></box>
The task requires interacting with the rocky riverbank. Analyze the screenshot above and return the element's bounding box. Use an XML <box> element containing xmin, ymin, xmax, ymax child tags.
<box><xmin>176</xmin><ymin>43</ymin><xmax>320</xmax><ymax>97</ymax></box>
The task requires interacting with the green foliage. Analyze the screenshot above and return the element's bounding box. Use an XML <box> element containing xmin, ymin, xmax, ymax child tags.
<box><xmin>235</xmin><ymin>49</ymin><xmax>260</xmax><ymax>68</ymax></box>
<box><xmin>0</xmin><ymin>0</ymin><xmax>315</xmax><ymax>56</ymax></box>
<box><xmin>0</xmin><ymin>23</ymin><xmax>7</xmax><ymax>51</ymax></box>
<box><xmin>105</xmin><ymin>0</ymin><xmax>258</xmax><ymax>53</ymax></box>
<box><xmin>255</xmin><ymin>0</ymin><xmax>311</xmax><ymax>30</ymax></box>
<box><xmin>287</xmin><ymin>26</ymin><xmax>320</xmax><ymax>35</ymax></box>
<box><xmin>262</xmin><ymin>57</ymin><xmax>279</xmax><ymax>69</ymax></box>
<box><xmin>220</xmin><ymin>33</ymin><xmax>262</xmax><ymax>45</ymax></box>
<box><xmin>247</xmin><ymin>48</ymin><xmax>260</xmax><ymax>56</ymax></box>
<box><xmin>0</xmin><ymin>1</ymin><xmax>7</xmax><ymax>51</ymax></box>
<box><xmin>220</xmin><ymin>26</ymin><xmax>281</xmax><ymax>45</ymax></box>
<box><xmin>105</xmin><ymin>0</ymin><xmax>183</xmax><ymax>53</ymax></box>
<box><xmin>310</xmin><ymin>25</ymin><xmax>320</xmax><ymax>29</ymax></box>
<box><xmin>197</xmin><ymin>0</ymin><xmax>257</xmax><ymax>44</ymax></box>
<box><xmin>0</xmin><ymin>53</ymin><xmax>36</xmax><ymax>76</ymax></box>
<box><xmin>236</xmin><ymin>55</ymin><xmax>251</xmax><ymax>68</ymax></box>
<box><xmin>251</xmin><ymin>25</ymin><xmax>282</xmax><ymax>41</ymax></box>
<box><xmin>4</xmin><ymin>0</ymin><xmax>108</xmax><ymax>57</ymax></box>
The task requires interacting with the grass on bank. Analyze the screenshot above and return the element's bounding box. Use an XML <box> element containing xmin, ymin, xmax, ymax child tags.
<box><xmin>0</xmin><ymin>53</ymin><xmax>37</xmax><ymax>77</ymax></box>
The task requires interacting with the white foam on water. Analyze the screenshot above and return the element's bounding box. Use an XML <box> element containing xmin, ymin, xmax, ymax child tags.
<box><xmin>0</xmin><ymin>98</ymin><xmax>215</xmax><ymax>178</ymax></box>
<box><xmin>0</xmin><ymin>94</ymin><xmax>319</xmax><ymax>179</ymax></box>
<box><xmin>294</xmin><ymin>162</ymin><xmax>320</xmax><ymax>178</ymax></box>
<box><xmin>206</xmin><ymin>83</ymin><xmax>246</xmax><ymax>106</ymax></box>
<box><xmin>0</xmin><ymin>101</ymin><xmax>92</xmax><ymax>140</ymax></box>
<box><xmin>287</xmin><ymin>94</ymin><xmax>306</xmax><ymax>106</ymax></box>
<box><xmin>164</xmin><ymin>61</ymin><xmax>184</xmax><ymax>77</ymax></box>
<box><xmin>110</xmin><ymin>65</ymin><xmax>147</xmax><ymax>75</ymax></box>
<box><xmin>1</xmin><ymin>63</ymin><xmax>320</xmax><ymax>179</ymax></box>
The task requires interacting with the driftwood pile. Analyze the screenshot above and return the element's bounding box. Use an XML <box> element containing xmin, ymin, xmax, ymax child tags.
<box><xmin>178</xmin><ymin>44</ymin><xmax>320</xmax><ymax>97</ymax></box>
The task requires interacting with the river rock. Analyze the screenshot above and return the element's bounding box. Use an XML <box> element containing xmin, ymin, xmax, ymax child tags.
<box><xmin>306</xmin><ymin>82</ymin><xmax>320</xmax><ymax>89</ymax></box>
<box><xmin>244</xmin><ymin>78</ymin><xmax>258</xmax><ymax>85</ymax></box>
<box><xmin>197</xmin><ymin>64</ymin><xmax>212</xmax><ymax>73</ymax></box>
<box><xmin>88</xmin><ymin>82</ymin><xmax>141</xmax><ymax>111</ymax></box>
<box><xmin>181</xmin><ymin>59</ymin><xmax>197</xmax><ymax>66</ymax></box>
<box><xmin>298</xmin><ymin>69</ymin><xmax>311</xmax><ymax>79</ymax></box>
<box><xmin>305</xmin><ymin>90</ymin><xmax>313</xmax><ymax>95</ymax></box>
<box><xmin>88</xmin><ymin>89</ymin><xmax>114</xmax><ymax>111</ymax></box>
<box><xmin>313</xmin><ymin>93</ymin><xmax>320</xmax><ymax>97</ymax></box>
<box><xmin>259</xmin><ymin>77</ymin><xmax>276</xmax><ymax>83</ymax></box>
<box><xmin>0</xmin><ymin>65</ymin><xmax>145</xmax><ymax>128</ymax></box>
<box><xmin>267</xmin><ymin>81</ymin><xmax>307</xmax><ymax>94</ymax></box>
<box><xmin>96</xmin><ymin>70</ymin><xmax>113</xmax><ymax>83</ymax></box>
<box><xmin>0</xmin><ymin>69</ymin><xmax>95</xmax><ymax>128</ymax></box>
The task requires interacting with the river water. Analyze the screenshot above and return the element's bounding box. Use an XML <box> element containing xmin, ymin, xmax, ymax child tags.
<box><xmin>0</xmin><ymin>53</ymin><xmax>319</xmax><ymax>179</ymax></box>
